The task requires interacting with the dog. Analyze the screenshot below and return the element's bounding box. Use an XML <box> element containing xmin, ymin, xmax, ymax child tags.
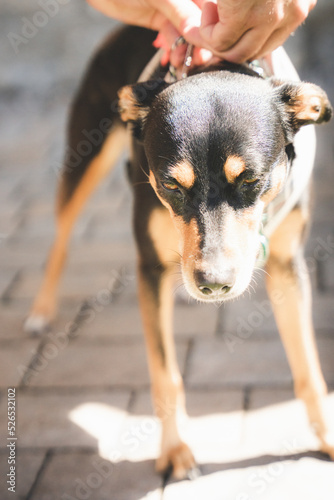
<box><xmin>25</xmin><ymin>25</ymin><xmax>333</xmax><ymax>478</ymax></box>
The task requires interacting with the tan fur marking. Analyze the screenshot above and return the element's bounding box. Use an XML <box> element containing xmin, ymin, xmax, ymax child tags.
<box><xmin>261</xmin><ymin>162</ymin><xmax>286</xmax><ymax>206</ymax></box>
<box><xmin>224</xmin><ymin>156</ymin><xmax>246</xmax><ymax>183</ymax></box>
<box><xmin>181</xmin><ymin>217</ymin><xmax>201</xmax><ymax>261</ymax></box>
<box><xmin>148</xmin><ymin>172</ymin><xmax>201</xmax><ymax>274</ymax></box>
<box><xmin>240</xmin><ymin>202</ymin><xmax>263</xmax><ymax>232</ymax></box>
<box><xmin>171</xmin><ymin>216</ymin><xmax>202</xmax><ymax>280</ymax></box>
<box><xmin>268</xmin><ymin>206</ymin><xmax>307</xmax><ymax>261</ymax></box>
<box><xmin>169</xmin><ymin>161</ymin><xmax>195</xmax><ymax>190</ymax></box>
<box><xmin>118</xmin><ymin>85</ymin><xmax>148</xmax><ymax>122</ymax></box>
<box><xmin>149</xmin><ymin>171</ymin><xmax>158</xmax><ymax>192</ymax></box>
<box><xmin>292</xmin><ymin>83</ymin><xmax>325</xmax><ymax>122</ymax></box>
<box><xmin>149</xmin><ymin>171</ymin><xmax>176</xmax><ymax>215</ymax></box>
<box><xmin>148</xmin><ymin>207</ymin><xmax>179</xmax><ymax>265</ymax></box>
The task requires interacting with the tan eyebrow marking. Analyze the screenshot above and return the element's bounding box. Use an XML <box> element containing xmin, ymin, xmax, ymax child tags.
<box><xmin>169</xmin><ymin>161</ymin><xmax>196</xmax><ymax>189</ymax></box>
<box><xmin>224</xmin><ymin>156</ymin><xmax>246</xmax><ymax>183</ymax></box>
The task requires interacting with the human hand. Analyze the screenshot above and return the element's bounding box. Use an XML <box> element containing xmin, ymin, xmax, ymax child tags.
<box><xmin>198</xmin><ymin>0</ymin><xmax>317</xmax><ymax>63</ymax></box>
<box><xmin>87</xmin><ymin>0</ymin><xmax>213</xmax><ymax>67</ymax></box>
<box><xmin>87</xmin><ymin>0</ymin><xmax>317</xmax><ymax>67</ymax></box>
<box><xmin>87</xmin><ymin>0</ymin><xmax>201</xmax><ymax>42</ymax></box>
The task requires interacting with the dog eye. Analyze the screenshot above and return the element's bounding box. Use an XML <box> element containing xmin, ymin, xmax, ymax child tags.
<box><xmin>161</xmin><ymin>181</ymin><xmax>181</xmax><ymax>192</ymax></box>
<box><xmin>242</xmin><ymin>178</ymin><xmax>259</xmax><ymax>187</ymax></box>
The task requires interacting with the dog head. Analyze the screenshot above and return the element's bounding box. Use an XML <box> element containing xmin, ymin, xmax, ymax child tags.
<box><xmin>118</xmin><ymin>69</ymin><xmax>332</xmax><ymax>302</ymax></box>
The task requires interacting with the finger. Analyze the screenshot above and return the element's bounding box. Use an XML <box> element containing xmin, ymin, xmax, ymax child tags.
<box><xmin>153</xmin><ymin>33</ymin><xmax>171</xmax><ymax>66</ymax></box>
<box><xmin>149</xmin><ymin>0</ymin><xmax>202</xmax><ymax>33</ymax></box>
<box><xmin>214</xmin><ymin>26</ymin><xmax>273</xmax><ymax>63</ymax></box>
<box><xmin>252</xmin><ymin>20</ymin><xmax>305</xmax><ymax>61</ymax></box>
<box><xmin>157</xmin><ymin>24</ymin><xmax>188</xmax><ymax>68</ymax></box>
<box><xmin>199</xmin><ymin>0</ymin><xmax>252</xmax><ymax>52</ymax></box>
<box><xmin>218</xmin><ymin>8</ymin><xmax>307</xmax><ymax>63</ymax></box>
<box><xmin>192</xmin><ymin>47</ymin><xmax>216</xmax><ymax>66</ymax></box>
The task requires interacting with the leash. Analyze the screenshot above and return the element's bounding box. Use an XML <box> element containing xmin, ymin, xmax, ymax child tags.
<box><xmin>137</xmin><ymin>41</ymin><xmax>315</xmax><ymax>269</ymax></box>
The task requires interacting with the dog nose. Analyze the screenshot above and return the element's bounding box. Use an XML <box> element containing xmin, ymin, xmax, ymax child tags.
<box><xmin>198</xmin><ymin>282</ymin><xmax>232</xmax><ymax>296</ymax></box>
<box><xmin>195</xmin><ymin>270</ymin><xmax>235</xmax><ymax>297</ymax></box>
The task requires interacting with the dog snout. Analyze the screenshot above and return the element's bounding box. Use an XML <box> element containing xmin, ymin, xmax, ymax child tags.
<box><xmin>194</xmin><ymin>269</ymin><xmax>236</xmax><ymax>298</ymax></box>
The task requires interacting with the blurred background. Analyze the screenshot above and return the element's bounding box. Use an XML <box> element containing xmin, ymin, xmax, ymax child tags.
<box><xmin>1</xmin><ymin>1</ymin><xmax>334</xmax><ymax>499</ymax></box>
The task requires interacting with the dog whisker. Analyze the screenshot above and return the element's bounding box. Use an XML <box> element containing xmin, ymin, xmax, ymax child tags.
<box><xmin>132</xmin><ymin>181</ymin><xmax>151</xmax><ymax>187</ymax></box>
<box><xmin>138</xmin><ymin>162</ymin><xmax>150</xmax><ymax>180</ymax></box>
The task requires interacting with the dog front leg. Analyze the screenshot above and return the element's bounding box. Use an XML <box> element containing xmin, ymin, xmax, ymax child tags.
<box><xmin>137</xmin><ymin>262</ymin><xmax>195</xmax><ymax>478</ymax></box>
<box><xmin>266</xmin><ymin>209</ymin><xmax>334</xmax><ymax>458</ymax></box>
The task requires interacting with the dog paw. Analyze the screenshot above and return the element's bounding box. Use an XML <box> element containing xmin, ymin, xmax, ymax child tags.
<box><xmin>24</xmin><ymin>313</ymin><xmax>51</xmax><ymax>335</ymax></box>
<box><xmin>156</xmin><ymin>442</ymin><xmax>197</xmax><ymax>480</ymax></box>
<box><xmin>24</xmin><ymin>296</ymin><xmax>56</xmax><ymax>335</ymax></box>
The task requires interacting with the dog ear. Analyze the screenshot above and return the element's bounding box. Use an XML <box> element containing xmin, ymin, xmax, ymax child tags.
<box><xmin>118</xmin><ymin>79</ymin><xmax>168</xmax><ymax>139</ymax></box>
<box><xmin>271</xmin><ymin>79</ymin><xmax>332</xmax><ymax>136</ymax></box>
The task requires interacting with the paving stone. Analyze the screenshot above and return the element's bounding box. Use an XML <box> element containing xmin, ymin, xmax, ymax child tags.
<box><xmin>163</xmin><ymin>392</ymin><xmax>334</xmax><ymax>498</ymax></box>
<box><xmin>130</xmin><ymin>389</ymin><xmax>245</xmax><ymax>466</ymax></box>
<box><xmin>0</xmin><ymin>211</ymin><xmax>21</xmax><ymax>242</ymax></box>
<box><xmin>0</xmin><ymin>296</ymin><xmax>89</xmax><ymax>340</ymax></box>
<box><xmin>1</xmin><ymin>2</ymin><xmax>116</xmax><ymax>89</ymax></box>
<box><xmin>8</xmin><ymin>390</ymin><xmax>131</xmax><ymax>449</ymax></box>
<box><xmin>316</xmin><ymin>339</ymin><xmax>334</xmax><ymax>384</ymax></box>
<box><xmin>14</xmin><ymin>210</ymin><xmax>67</xmax><ymax>243</ymax></box>
<box><xmin>310</xmin><ymin>293</ymin><xmax>334</xmax><ymax>332</ymax></box>
<box><xmin>187</xmin><ymin>337</ymin><xmax>334</xmax><ymax>388</ymax></box>
<box><xmin>248</xmin><ymin>387</ymin><xmax>296</xmax><ymax>411</ymax></box>
<box><xmin>0</xmin><ymin>301</ymin><xmax>78</xmax><ymax>341</ymax></box>
<box><xmin>1</xmin><ymin>239</ymin><xmax>136</xmax><ymax>272</ymax></box>
<box><xmin>0</xmin><ymin>268</ymin><xmax>19</xmax><ymax>299</ymax></box>
<box><xmin>25</xmin><ymin>339</ymin><xmax>188</xmax><ymax>389</ymax></box>
<box><xmin>0</xmin><ymin>305</ymin><xmax>28</xmax><ymax>341</ymax></box>
<box><xmin>186</xmin><ymin>337</ymin><xmax>292</xmax><ymax>387</ymax></box>
<box><xmin>76</xmin><ymin>300</ymin><xmax>220</xmax><ymax>340</ymax></box>
<box><xmin>245</xmin><ymin>389</ymin><xmax>318</xmax><ymax>455</ymax></box>
<box><xmin>216</xmin><ymin>287</ymin><xmax>278</xmax><ymax>339</ymax></box>
<box><xmin>87</xmin><ymin>215</ymin><xmax>133</xmax><ymax>243</ymax></box>
<box><xmin>317</xmin><ymin>253</ymin><xmax>334</xmax><ymax>291</ymax></box>
<box><xmin>0</xmin><ymin>449</ymin><xmax>46</xmax><ymax>500</ymax></box>
<box><xmin>115</xmin><ymin>413</ymin><xmax>161</xmax><ymax>464</ymax></box>
<box><xmin>131</xmin><ymin>388</ymin><xmax>244</xmax><ymax>417</ymax></box>
<box><xmin>29</xmin><ymin>452</ymin><xmax>162</xmax><ymax>500</ymax></box>
<box><xmin>11</xmin><ymin>262</ymin><xmax>136</xmax><ymax>301</ymax></box>
<box><xmin>217</xmin><ymin>290</ymin><xmax>334</xmax><ymax>339</ymax></box>
<box><xmin>75</xmin><ymin>302</ymin><xmax>143</xmax><ymax>339</ymax></box>
<box><xmin>174</xmin><ymin>303</ymin><xmax>219</xmax><ymax>337</ymax></box>
<box><xmin>0</xmin><ymin>243</ymin><xmax>51</xmax><ymax>269</ymax></box>
<box><xmin>66</xmin><ymin>240</ymin><xmax>137</xmax><ymax>266</ymax></box>
<box><xmin>242</xmin><ymin>390</ymin><xmax>334</xmax><ymax>458</ymax></box>
<box><xmin>0</xmin><ymin>340</ymin><xmax>40</xmax><ymax>388</ymax></box>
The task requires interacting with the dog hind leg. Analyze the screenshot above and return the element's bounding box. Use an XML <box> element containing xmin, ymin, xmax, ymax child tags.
<box><xmin>24</xmin><ymin>125</ymin><xmax>127</xmax><ymax>334</ymax></box>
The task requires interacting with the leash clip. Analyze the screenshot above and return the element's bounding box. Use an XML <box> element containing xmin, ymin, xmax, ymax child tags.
<box><xmin>165</xmin><ymin>36</ymin><xmax>194</xmax><ymax>83</ymax></box>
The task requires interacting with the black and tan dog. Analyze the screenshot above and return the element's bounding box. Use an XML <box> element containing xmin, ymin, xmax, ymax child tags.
<box><xmin>25</xmin><ymin>26</ymin><xmax>333</xmax><ymax>478</ymax></box>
